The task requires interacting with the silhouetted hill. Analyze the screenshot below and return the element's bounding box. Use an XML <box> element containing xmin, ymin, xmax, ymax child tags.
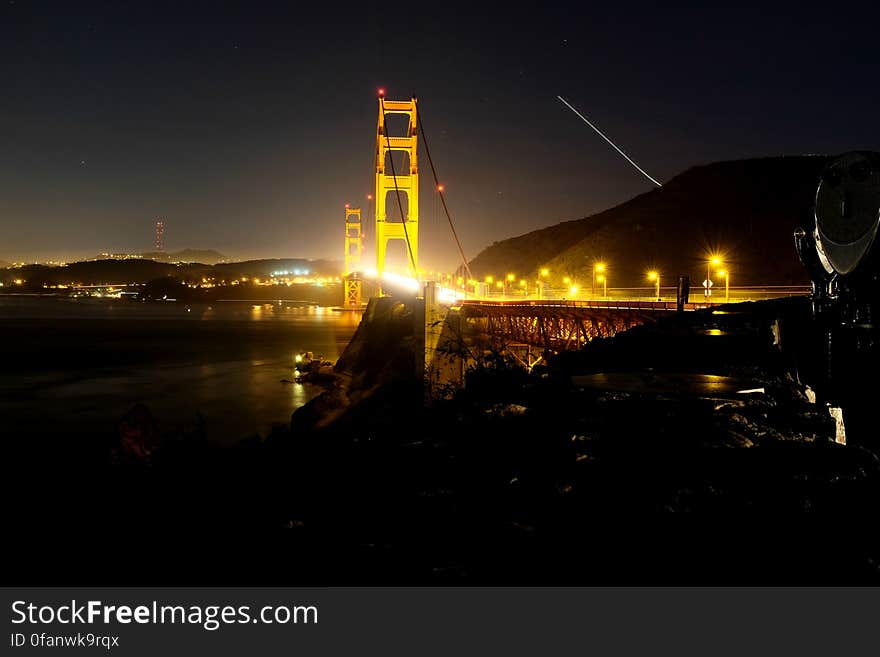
<box><xmin>68</xmin><ymin>259</ymin><xmax>188</xmax><ymax>282</ymax></box>
<box><xmin>1</xmin><ymin>257</ymin><xmax>342</xmax><ymax>289</ymax></box>
<box><xmin>140</xmin><ymin>249</ymin><xmax>228</xmax><ymax>264</ymax></box>
<box><xmin>468</xmin><ymin>156</ymin><xmax>832</xmax><ymax>286</ymax></box>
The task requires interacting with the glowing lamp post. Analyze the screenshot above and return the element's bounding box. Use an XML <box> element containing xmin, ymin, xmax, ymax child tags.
<box><xmin>707</xmin><ymin>257</ymin><xmax>721</xmax><ymax>300</ymax></box>
<box><xmin>593</xmin><ymin>263</ymin><xmax>605</xmax><ymax>299</ymax></box>
<box><xmin>718</xmin><ymin>269</ymin><xmax>730</xmax><ymax>303</ymax></box>
<box><xmin>597</xmin><ymin>274</ymin><xmax>606</xmax><ymax>299</ymax></box>
<box><xmin>647</xmin><ymin>271</ymin><xmax>660</xmax><ymax>301</ymax></box>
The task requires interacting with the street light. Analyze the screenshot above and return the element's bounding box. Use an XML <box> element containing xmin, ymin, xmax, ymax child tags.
<box><xmin>703</xmin><ymin>256</ymin><xmax>721</xmax><ymax>303</ymax></box>
<box><xmin>647</xmin><ymin>270</ymin><xmax>660</xmax><ymax>301</ymax></box>
<box><xmin>707</xmin><ymin>256</ymin><xmax>721</xmax><ymax>300</ymax></box>
<box><xmin>593</xmin><ymin>262</ymin><xmax>606</xmax><ymax>299</ymax></box>
<box><xmin>596</xmin><ymin>274</ymin><xmax>607</xmax><ymax>298</ymax></box>
<box><xmin>505</xmin><ymin>273</ymin><xmax>516</xmax><ymax>296</ymax></box>
<box><xmin>717</xmin><ymin>269</ymin><xmax>730</xmax><ymax>303</ymax></box>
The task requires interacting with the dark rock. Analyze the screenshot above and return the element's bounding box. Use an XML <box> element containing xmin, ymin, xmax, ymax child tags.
<box><xmin>114</xmin><ymin>403</ymin><xmax>160</xmax><ymax>464</ymax></box>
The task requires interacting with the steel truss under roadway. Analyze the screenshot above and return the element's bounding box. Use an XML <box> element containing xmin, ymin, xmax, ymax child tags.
<box><xmin>458</xmin><ymin>300</ymin><xmax>704</xmax><ymax>353</ymax></box>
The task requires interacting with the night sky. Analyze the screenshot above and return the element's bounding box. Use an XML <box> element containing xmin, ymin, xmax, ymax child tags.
<box><xmin>2</xmin><ymin>2</ymin><xmax>879</xmax><ymax>267</ymax></box>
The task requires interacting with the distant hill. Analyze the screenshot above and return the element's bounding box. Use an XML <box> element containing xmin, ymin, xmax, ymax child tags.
<box><xmin>1</xmin><ymin>257</ymin><xmax>342</xmax><ymax>288</ymax></box>
<box><xmin>6</xmin><ymin>260</ymin><xmax>193</xmax><ymax>288</ymax></box>
<box><xmin>140</xmin><ymin>249</ymin><xmax>228</xmax><ymax>264</ymax></box>
<box><xmin>468</xmin><ymin>156</ymin><xmax>832</xmax><ymax>286</ymax></box>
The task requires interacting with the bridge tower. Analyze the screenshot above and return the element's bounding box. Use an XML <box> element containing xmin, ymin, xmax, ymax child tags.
<box><xmin>375</xmin><ymin>94</ymin><xmax>419</xmax><ymax>275</ymax></box>
<box><xmin>343</xmin><ymin>205</ymin><xmax>364</xmax><ymax>308</ymax></box>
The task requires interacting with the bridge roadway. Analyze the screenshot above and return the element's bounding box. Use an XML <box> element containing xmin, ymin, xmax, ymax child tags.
<box><xmin>459</xmin><ymin>299</ymin><xmax>714</xmax><ymax>312</ymax></box>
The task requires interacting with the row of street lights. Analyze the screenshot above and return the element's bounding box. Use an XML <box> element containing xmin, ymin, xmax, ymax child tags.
<box><xmin>474</xmin><ymin>256</ymin><xmax>730</xmax><ymax>302</ymax></box>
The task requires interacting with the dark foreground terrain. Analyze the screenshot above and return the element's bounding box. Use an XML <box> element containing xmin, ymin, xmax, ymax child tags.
<box><xmin>6</xmin><ymin>296</ymin><xmax>880</xmax><ymax>585</ymax></box>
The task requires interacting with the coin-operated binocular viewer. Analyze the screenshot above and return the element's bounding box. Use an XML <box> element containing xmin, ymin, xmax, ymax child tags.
<box><xmin>795</xmin><ymin>151</ymin><xmax>880</xmax><ymax>448</ymax></box>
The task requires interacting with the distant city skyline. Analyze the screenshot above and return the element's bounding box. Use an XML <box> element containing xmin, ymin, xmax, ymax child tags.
<box><xmin>2</xmin><ymin>4</ymin><xmax>880</xmax><ymax>268</ymax></box>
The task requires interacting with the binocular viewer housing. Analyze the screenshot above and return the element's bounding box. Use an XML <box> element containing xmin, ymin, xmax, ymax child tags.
<box><xmin>795</xmin><ymin>151</ymin><xmax>880</xmax><ymax>448</ymax></box>
<box><xmin>797</xmin><ymin>151</ymin><xmax>880</xmax><ymax>293</ymax></box>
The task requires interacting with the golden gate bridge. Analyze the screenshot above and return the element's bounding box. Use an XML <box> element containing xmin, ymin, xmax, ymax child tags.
<box><xmin>336</xmin><ymin>91</ymin><xmax>807</xmax><ymax>386</ymax></box>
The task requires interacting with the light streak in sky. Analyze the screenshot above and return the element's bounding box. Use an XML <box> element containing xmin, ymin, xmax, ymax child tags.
<box><xmin>557</xmin><ymin>95</ymin><xmax>662</xmax><ymax>188</ymax></box>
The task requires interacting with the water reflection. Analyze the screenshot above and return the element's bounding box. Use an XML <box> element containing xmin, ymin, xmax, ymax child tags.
<box><xmin>0</xmin><ymin>298</ymin><xmax>362</xmax><ymax>445</ymax></box>
<box><xmin>289</xmin><ymin>381</ymin><xmax>307</xmax><ymax>407</ymax></box>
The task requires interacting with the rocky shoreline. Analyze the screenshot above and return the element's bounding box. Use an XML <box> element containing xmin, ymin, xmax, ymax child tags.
<box><xmin>260</xmin><ymin>295</ymin><xmax>880</xmax><ymax>582</ymax></box>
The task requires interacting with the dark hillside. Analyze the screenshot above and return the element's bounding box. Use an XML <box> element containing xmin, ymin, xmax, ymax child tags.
<box><xmin>468</xmin><ymin>156</ymin><xmax>831</xmax><ymax>286</ymax></box>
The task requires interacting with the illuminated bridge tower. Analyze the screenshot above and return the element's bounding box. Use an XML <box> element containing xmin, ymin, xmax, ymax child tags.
<box><xmin>343</xmin><ymin>205</ymin><xmax>364</xmax><ymax>308</ymax></box>
<box><xmin>375</xmin><ymin>95</ymin><xmax>419</xmax><ymax>276</ymax></box>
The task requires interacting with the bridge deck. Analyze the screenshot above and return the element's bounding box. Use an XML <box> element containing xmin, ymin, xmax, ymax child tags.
<box><xmin>459</xmin><ymin>299</ymin><xmax>715</xmax><ymax>312</ymax></box>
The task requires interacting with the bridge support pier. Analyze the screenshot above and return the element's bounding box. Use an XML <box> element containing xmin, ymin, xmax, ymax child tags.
<box><xmin>424</xmin><ymin>282</ymin><xmax>441</xmax><ymax>393</ymax></box>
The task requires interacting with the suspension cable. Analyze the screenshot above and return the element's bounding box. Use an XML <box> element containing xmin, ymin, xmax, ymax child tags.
<box><xmin>365</xmin><ymin>194</ymin><xmax>373</xmax><ymax>237</ymax></box>
<box><xmin>363</xmin><ymin>147</ymin><xmax>375</xmax><ymax>239</ymax></box>
<box><xmin>380</xmin><ymin>96</ymin><xmax>418</xmax><ymax>273</ymax></box>
<box><xmin>417</xmin><ymin>106</ymin><xmax>473</xmax><ymax>282</ymax></box>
